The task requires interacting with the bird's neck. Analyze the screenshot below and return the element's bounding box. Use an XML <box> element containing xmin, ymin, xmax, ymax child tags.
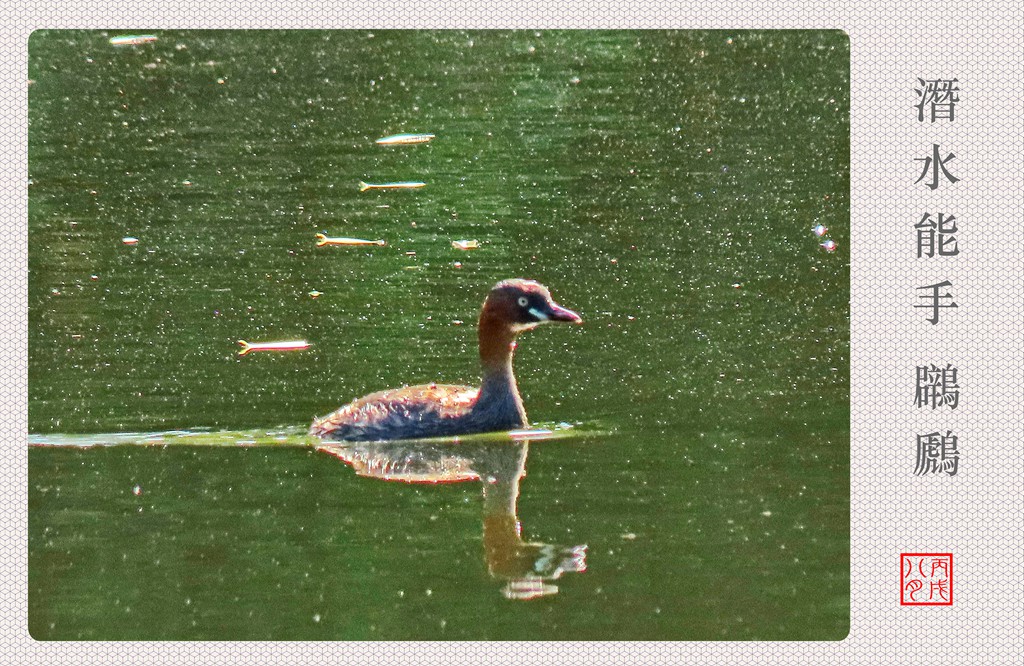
<box><xmin>476</xmin><ymin>313</ymin><xmax>526</xmax><ymax>421</ymax></box>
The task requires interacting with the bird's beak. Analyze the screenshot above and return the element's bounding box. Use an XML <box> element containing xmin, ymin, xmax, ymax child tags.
<box><xmin>546</xmin><ymin>300</ymin><xmax>583</xmax><ymax>325</ymax></box>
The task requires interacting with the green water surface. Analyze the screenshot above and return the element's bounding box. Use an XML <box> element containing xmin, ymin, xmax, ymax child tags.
<box><xmin>28</xmin><ymin>29</ymin><xmax>849</xmax><ymax>640</ymax></box>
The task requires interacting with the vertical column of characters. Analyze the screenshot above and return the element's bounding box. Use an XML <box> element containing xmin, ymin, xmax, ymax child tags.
<box><xmin>911</xmin><ymin>79</ymin><xmax>961</xmax><ymax>478</ymax></box>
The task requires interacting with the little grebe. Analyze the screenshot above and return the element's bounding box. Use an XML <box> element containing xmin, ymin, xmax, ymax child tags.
<box><xmin>310</xmin><ymin>279</ymin><xmax>582</xmax><ymax>441</ymax></box>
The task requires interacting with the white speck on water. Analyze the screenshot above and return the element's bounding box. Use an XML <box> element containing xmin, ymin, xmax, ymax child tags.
<box><xmin>132</xmin><ymin>485</ymin><xmax>142</xmax><ymax>496</ymax></box>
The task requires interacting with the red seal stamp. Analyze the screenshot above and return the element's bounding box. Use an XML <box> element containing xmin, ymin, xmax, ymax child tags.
<box><xmin>900</xmin><ymin>553</ymin><xmax>953</xmax><ymax>605</ymax></box>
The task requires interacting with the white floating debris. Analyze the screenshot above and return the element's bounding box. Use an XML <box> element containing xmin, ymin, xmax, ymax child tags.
<box><xmin>109</xmin><ymin>35</ymin><xmax>158</xmax><ymax>46</ymax></box>
<box><xmin>358</xmin><ymin>180</ymin><xmax>426</xmax><ymax>192</ymax></box>
<box><xmin>375</xmin><ymin>133</ymin><xmax>435</xmax><ymax>145</ymax></box>
<box><xmin>237</xmin><ymin>340</ymin><xmax>311</xmax><ymax>356</ymax></box>
<box><xmin>315</xmin><ymin>233</ymin><xmax>386</xmax><ymax>247</ymax></box>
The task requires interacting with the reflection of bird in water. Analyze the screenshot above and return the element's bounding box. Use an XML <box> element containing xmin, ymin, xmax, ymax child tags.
<box><xmin>317</xmin><ymin>435</ymin><xmax>587</xmax><ymax>600</ymax></box>
<box><xmin>483</xmin><ymin>512</ymin><xmax>587</xmax><ymax>600</ymax></box>
<box><xmin>310</xmin><ymin>280</ymin><xmax>582</xmax><ymax>442</ymax></box>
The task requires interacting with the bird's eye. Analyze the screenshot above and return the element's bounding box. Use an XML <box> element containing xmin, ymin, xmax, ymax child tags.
<box><xmin>517</xmin><ymin>297</ymin><xmax>529</xmax><ymax>307</ymax></box>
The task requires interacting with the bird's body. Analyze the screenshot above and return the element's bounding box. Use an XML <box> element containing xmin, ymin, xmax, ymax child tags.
<box><xmin>310</xmin><ymin>384</ymin><xmax>485</xmax><ymax>441</ymax></box>
<box><xmin>310</xmin><ymin>279</ymin><xmax>581</xmax><ymax>442</ymax></box>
